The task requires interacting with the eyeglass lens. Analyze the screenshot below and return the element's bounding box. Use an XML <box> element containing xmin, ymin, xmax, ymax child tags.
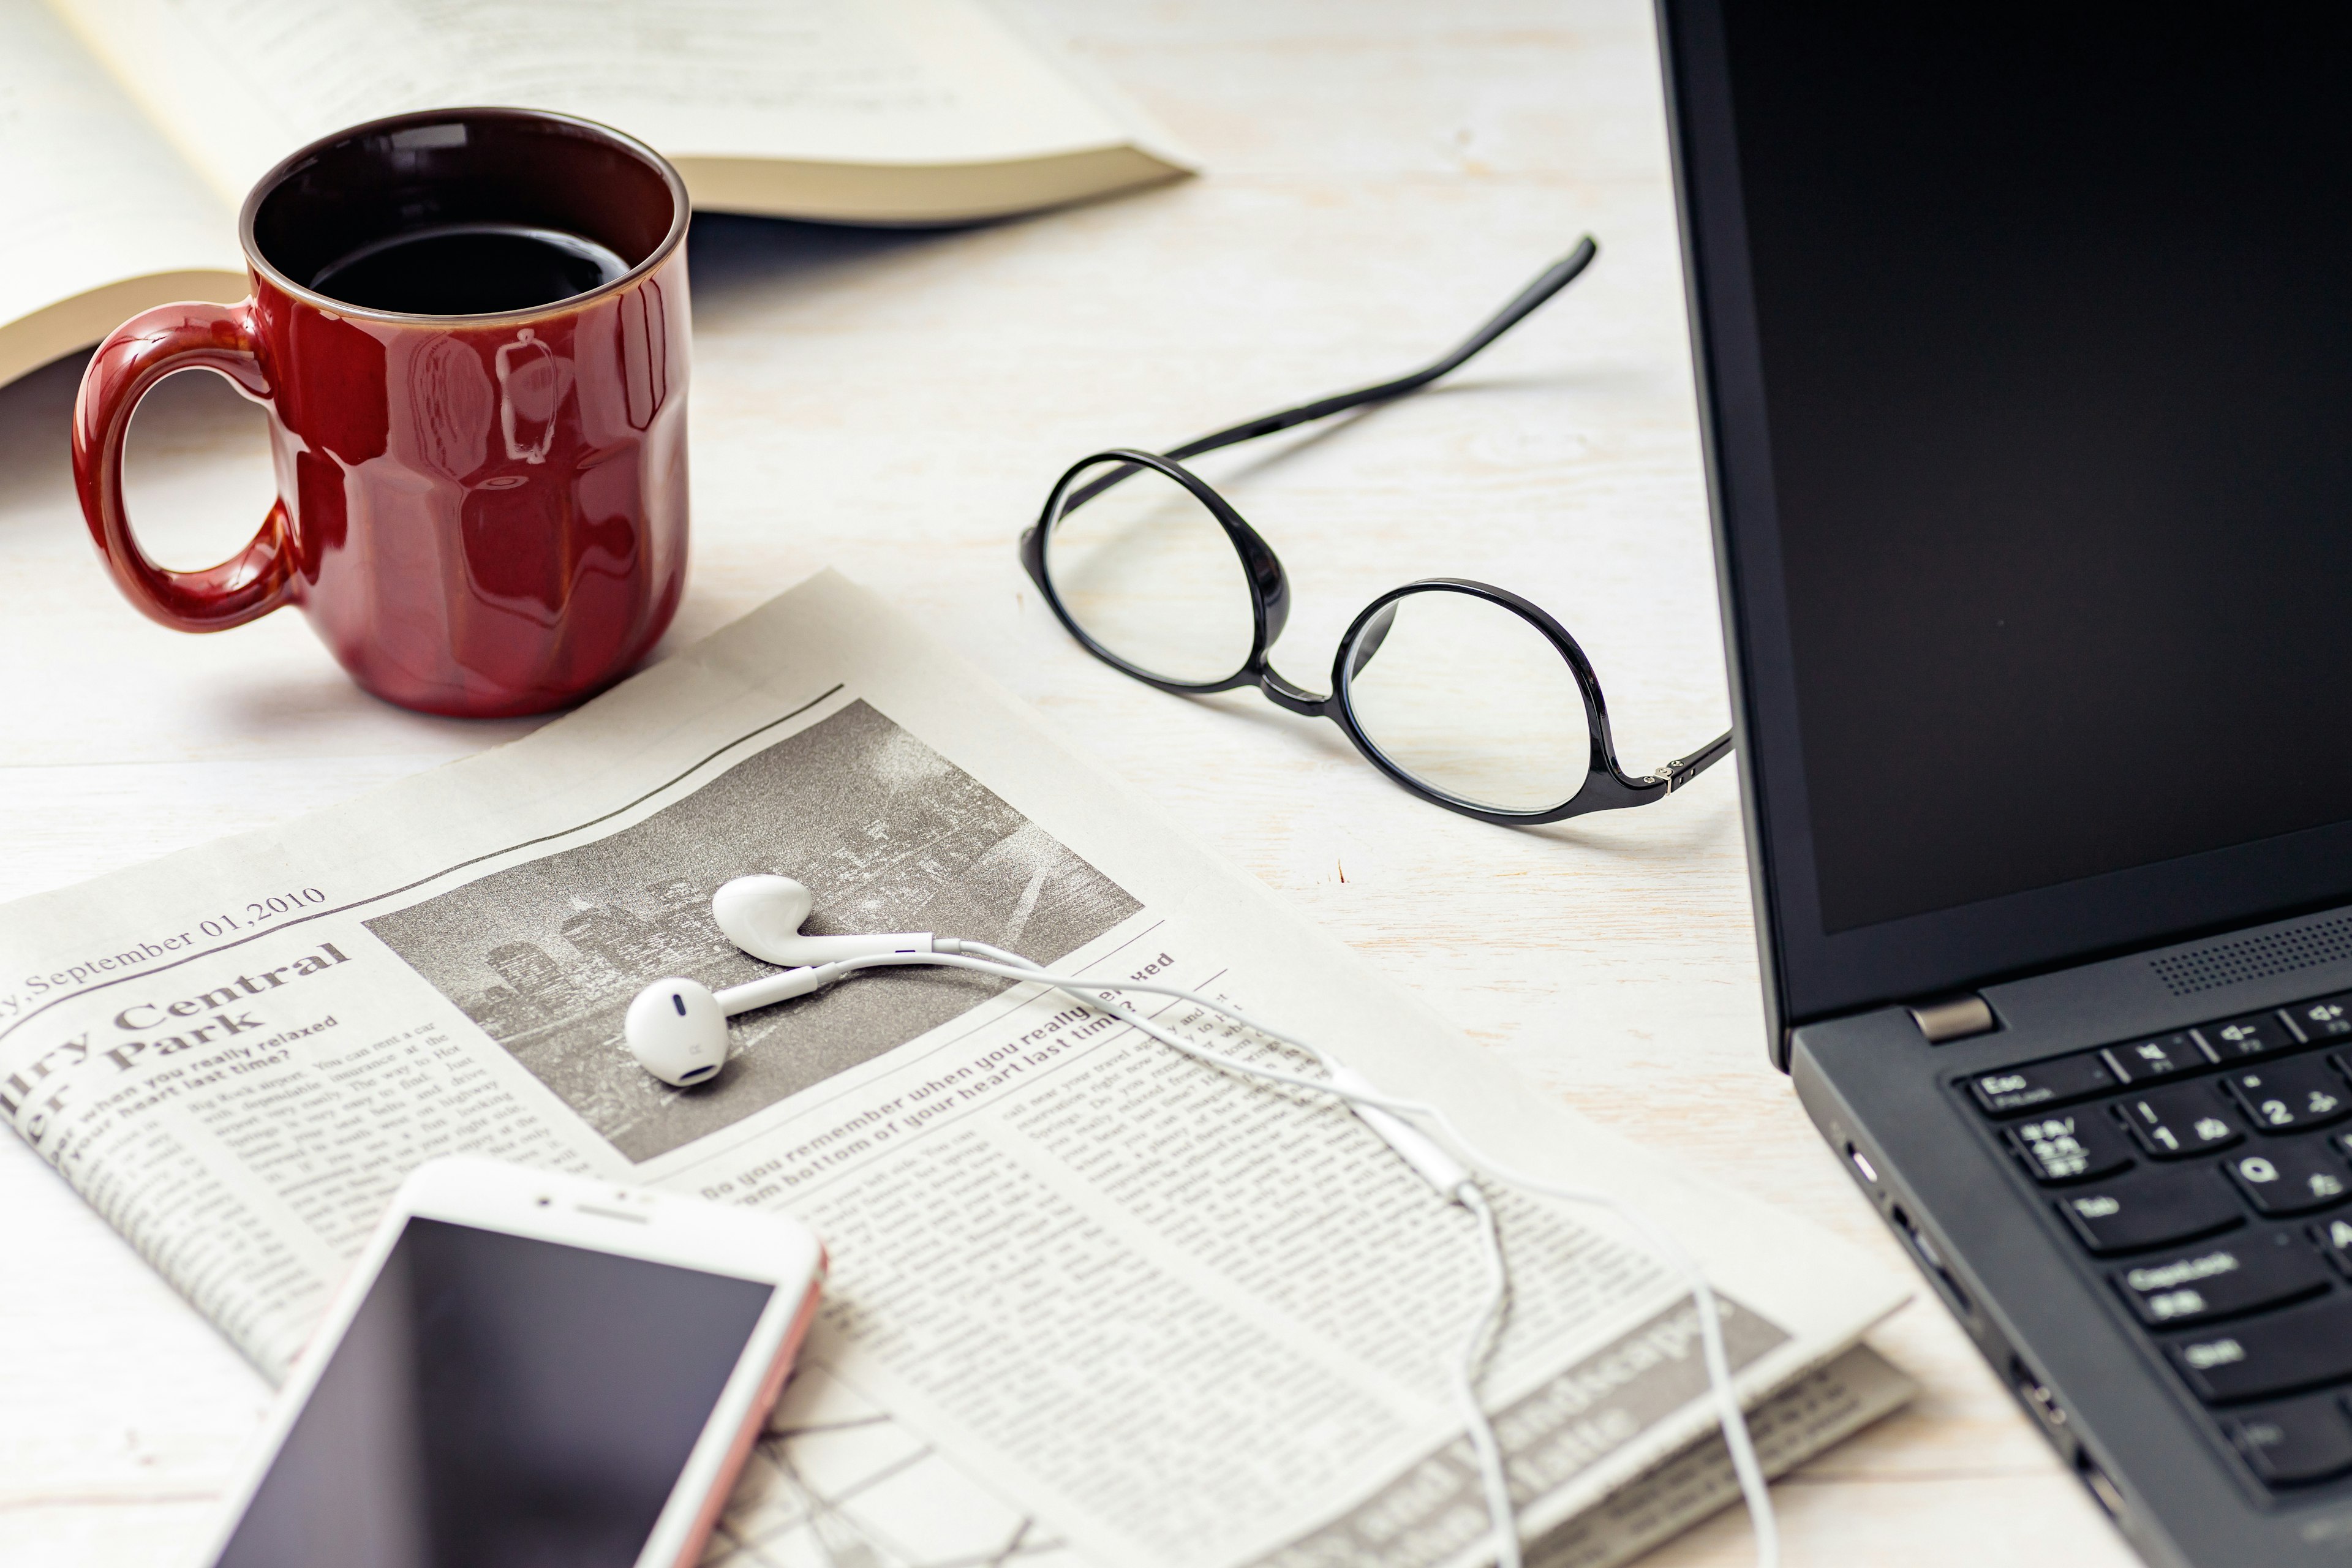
<box><xmin>1341</xmin><ymin>586</ymin><xmax>1594</xmax><ymax>813</ymax></box>
<box><xmin>1042</xmin><ymin>459</ymin><xmax>1255</xmax><ymax>686</ymax></box>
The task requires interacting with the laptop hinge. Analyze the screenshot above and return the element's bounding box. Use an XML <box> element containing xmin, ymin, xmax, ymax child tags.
<box><xmin>1909</xmin><ymin>992</ymin><xmax>1997</xmax><ymax>1044</ymax></box>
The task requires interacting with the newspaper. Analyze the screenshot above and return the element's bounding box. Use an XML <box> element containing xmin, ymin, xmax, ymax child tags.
<box><xmin>0</xmin><ymin>571</ymin><xmax>1912</xmax><ymax>1568</ymax></box>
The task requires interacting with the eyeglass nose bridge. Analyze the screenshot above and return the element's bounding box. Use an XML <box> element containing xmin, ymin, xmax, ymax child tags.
<box><xmin>1257</xmin><ymin>666</ymin><xmax>1334</xmax><ymax>718</ymax></box>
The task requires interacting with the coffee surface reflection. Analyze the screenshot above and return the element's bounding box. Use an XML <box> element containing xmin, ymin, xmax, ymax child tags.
<box><xmin>307</xmin><ymin>222</ymin><xmax>631</xmax><ymax>315</ymax></box>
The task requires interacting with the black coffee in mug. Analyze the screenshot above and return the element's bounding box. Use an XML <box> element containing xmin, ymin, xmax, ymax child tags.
<box><xmin>305</xmin><ymin>222</ymin><xmax>631</xmax><ymax>314</ymax></box>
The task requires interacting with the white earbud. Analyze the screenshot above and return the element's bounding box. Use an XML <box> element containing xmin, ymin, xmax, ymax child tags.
<box><xmin>713</xmin><ymin>876</ymin><xmax>934</xmax><ymax>966</ymax></box>
<box><xmin>624</xmin><ymin>978</ymin><xmax>729</xmax><ymax>1087</ymax></box>
<box><xmin>624</xmin><ymin>878</ymin><xmax>940</xmax><ymax>1085</ymax></box>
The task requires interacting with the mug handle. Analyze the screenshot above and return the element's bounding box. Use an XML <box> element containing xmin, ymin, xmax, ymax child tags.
<box><xmin>72</xmin><ymin>301</ymin><xmax>298</xmax><ymax>631</ymax></box>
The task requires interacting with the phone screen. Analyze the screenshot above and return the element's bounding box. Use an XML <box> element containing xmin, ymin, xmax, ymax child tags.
<box><xmin>214</xmin><ymin>1216</ymin><xmax>776</xmax><ymax>1568</ymax></box>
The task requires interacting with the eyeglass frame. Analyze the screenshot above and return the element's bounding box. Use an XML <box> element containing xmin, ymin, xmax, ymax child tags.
<box><xmin>1017</xmin><ymin>238</ymin><xmax>1734</xmax><ymax>827</ymax></box>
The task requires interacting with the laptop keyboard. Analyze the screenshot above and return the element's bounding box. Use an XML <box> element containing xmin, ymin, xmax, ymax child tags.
<box><xmin>1960</xmin><ymin>990</ymin><xmax>2352</xmax><ymax>1488</ymax></box>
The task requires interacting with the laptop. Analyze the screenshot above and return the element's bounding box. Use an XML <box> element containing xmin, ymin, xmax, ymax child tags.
<box><xmin>1656</xmin><ymin>6</ymin><xmax>2352</xmax><ymax>1564</ymax></box>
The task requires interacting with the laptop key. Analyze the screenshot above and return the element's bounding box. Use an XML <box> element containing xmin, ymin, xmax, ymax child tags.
<box><xmin>2005</xmin><ymin>1112</ymin><xmax>2132</xmax><ymax>1183</ymax></box>
<box><xmin>2225</xmin><ymin>1058</ymin><xmax>2352</xmax><ymax>1134</ymax></box>
<box><xmin>2117</xmin><ymin>1086</ymin><xmax>2244</xmax><ymax>1159</ymax></box>
<box><xmin>2059</xmin><ymin>1169</ymin><xmax>2242</xmax><ymax>1254</ymax></box>
<box><xmin>2228</xmin><ymin>1393</ymin><xmax>2352</xmax><ymax>1484</ymax></box>
<box><xmin>2114</xmin><ymin>1232</ymin><xmax>2331</xmax><ymax>1328</ymax></box>
<box><xmin>2171</xmin><ymin>1297</ymin><xmax>2352</xmax><ymax>1403</ymax></box>
<box><xmin>1969</xmin><ymin>1051</ymin><xmax>2119</xmax><ymax>1115</ymax></box>
<box><xmin>2204</xmin><ymin>1012</ymin><xmax>2300</xmax><ymax>1059</ymax></box>
<box><xmin>2103</xmin><ymin>1031</ymin><xmax>2214</xmax><ymax>1083</ymax></box>
<box><xmin>2225</xmin><ymin>1140</ymin><xmax>2352</xmax><ymax>1216</ymax></box>
<box><xmin>2289</xmin><ymin>994</ymin><xmax>2352</xmax><ymax>1044</ymax></box>
<box><xmin>2312</xmin><ymin>1215</ymin><xmax>2352</xmax><ymax>1277</ymax></box>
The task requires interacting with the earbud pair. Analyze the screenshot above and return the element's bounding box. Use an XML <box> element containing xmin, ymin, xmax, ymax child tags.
<box><xmin>623</xmin><ymin>876</ymin><xmax>938</xmax><ymax>1085</ymax></box>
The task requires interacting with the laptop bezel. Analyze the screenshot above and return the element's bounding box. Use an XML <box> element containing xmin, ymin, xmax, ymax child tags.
<box><xmin>1654</xmin><ymin>0</ymin><xmax>2352</xmax><ymax>1065</ymax></box>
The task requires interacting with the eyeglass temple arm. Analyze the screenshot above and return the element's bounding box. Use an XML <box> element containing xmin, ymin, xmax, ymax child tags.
<box><xmin>1164</xmin><ymin>236</ymin><xmax>1600</xmax><ymax>465</ymax></box>
<box><xmin>1055</xmin><ymin>239</ymin><xmax>1599</xmax><ymax>516</ymax></box>
<box><xmin>1645</xmin><ymin>729</ymin><xmax>1734</xmax><ymax>794</ymax></box>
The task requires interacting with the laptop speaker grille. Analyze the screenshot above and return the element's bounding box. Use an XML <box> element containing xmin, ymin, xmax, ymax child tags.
<box><xmin>2150</xmin><ymin>918</ymin><xmax>2352</xmax><ymax>996</ymax></box>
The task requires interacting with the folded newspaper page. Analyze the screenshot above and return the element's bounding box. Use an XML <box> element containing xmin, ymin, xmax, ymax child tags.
<box><xmin>0</xmin><ymin>570</ymin><xmax>1912</xmax><ymax>1568</ymax></box>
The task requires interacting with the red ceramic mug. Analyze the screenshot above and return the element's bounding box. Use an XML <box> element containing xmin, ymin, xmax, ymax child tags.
<box><xmin>72</xmin><ymin>108</ymin><xmax>691</xmax><ymax>718</ymax></box>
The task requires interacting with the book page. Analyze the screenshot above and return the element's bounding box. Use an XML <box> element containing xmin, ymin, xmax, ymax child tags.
<box><xmin>0</xmin><ymin>0</ymin><xmax>241</xmax><ymax>380</ymax></box>
<box><xmin>49</xmin><ymin>0</ymin><xmax>1155</xmax><ymax>211</ymax></box>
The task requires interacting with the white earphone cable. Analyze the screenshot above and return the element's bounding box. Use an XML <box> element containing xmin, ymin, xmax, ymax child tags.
<box><xmin>956</xmin><ymin>941</ymin><xmax>1530</xmax><ymax>1568</ymax></box>
<box><xmin>775</xmin><ymin>943</ymin><xmax>1780</xmax><ymax>1568</ymax></box>
<box><xmin>1454</xmin><ymin>1182</ymin><xmax>1519</xmax><ymax>1568</ymax></box>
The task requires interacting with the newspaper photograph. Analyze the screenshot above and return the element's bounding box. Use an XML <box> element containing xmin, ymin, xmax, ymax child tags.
<box><xmin>0</xmin><ymin>571</ymin><xmax>1912</xmax><ymax>1568</ymax></box>
<box><xmin>363</xmin><ymin>698</ymin><xmax>1139</xmax><ymax>1161</ymax></box>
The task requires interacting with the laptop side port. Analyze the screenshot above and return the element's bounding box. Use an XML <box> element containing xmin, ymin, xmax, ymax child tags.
<box><xmin>2078</xmin><ymin>1447</ymin><xmax>2126</xmax><ymax>1520</ymax></box>
<box><xmin>2011</xmin><ymin>1356</ymin><xmax>2071</xmax><ymax>1446</ymax></box>
<box><xmin>1890</xmin><ymin>1202</ymin><xmax>1975</xmax><ymax>1319</ymax></box>
<box><xmin>1845</xmin><ymin>1141</ymin><xmax>1880</xmax><ymax>1186</ymax></box>
<box><xmin>2011</xmin><ymin>1354</ymin><xmax>2126</xmax><ymax>1530</ymax></box>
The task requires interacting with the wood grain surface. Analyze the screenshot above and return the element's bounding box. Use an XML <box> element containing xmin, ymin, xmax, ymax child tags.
<box><xmin>0</xmin><ymin>2</ymin><xmax>2140</xmax><ymax>1564</ymax></box>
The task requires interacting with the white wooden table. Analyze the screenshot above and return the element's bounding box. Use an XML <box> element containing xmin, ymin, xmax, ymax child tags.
<box><xmin>0</xmin><ymin>2</ymin><xmax>2139</xmax><ymax>1564</ymax></box>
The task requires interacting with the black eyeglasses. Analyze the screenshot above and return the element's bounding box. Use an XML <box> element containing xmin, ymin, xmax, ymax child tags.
<box><xmin>1018</xmin><ymin>238</ymin><xmax>1733</xmax><ymax>826</ymax></box>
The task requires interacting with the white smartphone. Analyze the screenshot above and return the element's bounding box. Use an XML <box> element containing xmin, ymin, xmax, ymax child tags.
<box><xmin>193</xmin><ymin>1156</ymin><xmax>826</xmax><ymax>1568</ymax></box>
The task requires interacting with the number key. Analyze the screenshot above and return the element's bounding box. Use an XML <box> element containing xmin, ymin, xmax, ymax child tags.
<box><xmin>2118</xmin><ymin>1086</ymin><xmax>2244</xmax><ymax>1159</ymax></box>
<box><xmin>2225</xmin><ymin>1058</ymin><xmax>2351</xmax><ymax>1133</ymax></box>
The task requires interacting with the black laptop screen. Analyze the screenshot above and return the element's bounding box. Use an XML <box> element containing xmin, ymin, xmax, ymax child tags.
<box><xmin>1713</xmin><ymin>8</ymin><xmax>2352</xmax><ymax>935</ymax></box>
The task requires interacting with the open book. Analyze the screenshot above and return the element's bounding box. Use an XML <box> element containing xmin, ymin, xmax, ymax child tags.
<box><xmin>0</xmin><ymin>0</ymin><xmax>1189</xmax><ymax>385</ymax></box>
<box><xmin>0</xmin><ymin>571</ymin><xmax>1913</xmax><ymax>1568</ymax></box>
